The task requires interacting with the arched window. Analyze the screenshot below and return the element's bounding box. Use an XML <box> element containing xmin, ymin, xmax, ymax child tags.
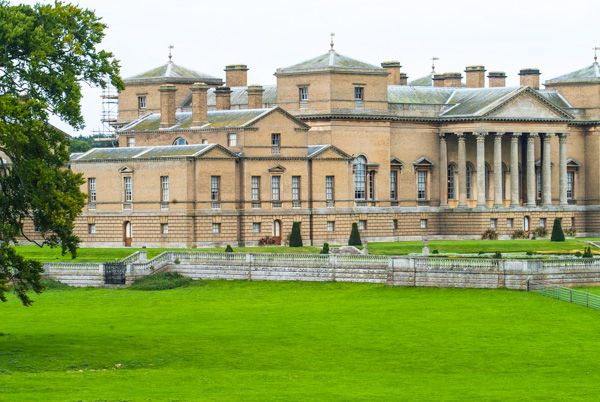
<box><xmin>354</xmin><ymin>156</ymin><xmax>367</xmax><ymax>201</ymax></box>
<box><xmin>466</xmin><ymin>163</ymin><xmax>473</xmax><ymax>199</ymax></box>
<box><xmin>447</xmin><ymin>164</ymin><xmax>456</xmax><ymax>200</ymax></box>
<box><xmin>173</xmin><ymin>137</ymin><xmax>187</xmax><ymax>146</ymax></box>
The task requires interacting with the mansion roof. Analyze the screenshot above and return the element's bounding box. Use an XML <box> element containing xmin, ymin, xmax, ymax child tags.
<box><xmin>276</xmin><ymin>50</ymin><xmax>384</xmax><ymax>75</ymax></box>
<box><xmin>545</xmin><ymin>62</ymin><xmax>600</xmax><ymax>85</ymax></box>
<box><xmin>124</xmin><ymin>60</ymin><xmax>222</xmax><ymax>86</ymax></box>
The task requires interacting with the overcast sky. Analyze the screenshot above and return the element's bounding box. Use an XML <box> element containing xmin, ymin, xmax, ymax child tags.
<box><xmin>13</xmin><ymin>0</ymin><xmax>600</xmax><ymax>136</ymax></box>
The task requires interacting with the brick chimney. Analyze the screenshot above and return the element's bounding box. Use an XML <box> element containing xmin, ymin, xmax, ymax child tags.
<box><xmin>190</xmin><ymin>82</ymin><xmax>208</xmax><ymax>126</ymax></box>
<box><xmin>159</xmin><ymin>84</ymin><xmax>177</xmax><ymax>128</ymax></box>
<box><xmin>247</xmin><ymin>85</ymin><xmax>264</xmax><ymax>109</ymax></box>
<box><xmin>399</xmin><ymin>73</ymin><xmax>408</xmax><ymax>86</ymax></box>
<box><xmin>444</xmin><ymin>72</ymin><xmax>462</xmax><ymax>88</ymax></box>
<box><xmin>433</xmin><ymin>74</ymin><xmax>445</xmax><ymax>87</ymax></box>
<box><xmin>519</xmin><ymin>68</ymin><xmax>541</xmax><ymax>89</ymax></box>
<box><xmin>488</xmin><ymin>71</ymin><xmax>507</xmax><ymax>87</ymax></box>
<box><xmin>215</xmin><ymin>86</ymin><xmax>232</xmax><ymax>110</ymax></box>
<box><xmin>381</xmin><ymin>61</ymin><xmax>402</xmax><ymax>85</ymax></box>
<box><xmin>465</xmin><ymin>65</ymin><xmax>486</xmax><ymax>88</ymax></box>
<box><xmin>225</xmin><ymin>64</ymin><xmax>248</xmax><ymax>87</ymax></box>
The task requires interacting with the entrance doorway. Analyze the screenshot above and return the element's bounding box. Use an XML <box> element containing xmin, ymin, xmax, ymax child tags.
<box><xmin>123</xmin><ymin>221</ymin><xmax>132</xmax><ymax>247</ymax></box>
<box><xmin>272</xmin><ymin>220</ymin><xmax>282</xmax><ymax>245</ymax></box>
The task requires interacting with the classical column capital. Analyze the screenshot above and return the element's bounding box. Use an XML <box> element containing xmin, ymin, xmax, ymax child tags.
<box><xmin>456</xmin><ymin>132</ymin><xmax>466</xmax><ymax>139</ymax></box>
<box><xmin>474</xmin><ymin>131</ymin><xmax>488</xmax><ymax>137</ymax></box>
<box><xmin>494</xmin><ymin>133</ymin><xmax>503</xmax><ymax>142</ymax></box>
<box><xmin>540</xmin><ymin>132</ymin><xmax>553</xmax><ymax>139</ymax></box>
<box><xmin>438</xmin><ymin>132</ymin><xmax>449</xmax><ymax>140</ymax></box>
<box><xmin>527</xmin><ymin>134</ymin><xmax>536</xmax><ymax>143</ymax></box>
<box><xmin>511</xmin><ymin>132</ymin><xmax>522</xmax><ymax>139</ymax></box>
<box><xmin>556</xmin><ymin>132</ymin><xmax>569</xmax><ymax>141</ymax></box>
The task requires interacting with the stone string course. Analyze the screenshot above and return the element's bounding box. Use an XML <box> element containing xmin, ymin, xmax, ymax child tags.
<box><xmin>42</xmin><ymin>251</ymin><xmax>600</xmax><ymax>290</ymax></box>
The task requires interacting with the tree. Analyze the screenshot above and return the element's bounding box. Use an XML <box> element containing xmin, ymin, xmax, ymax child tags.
<box><xmin>348</xmin><ymin>222</ymin><xmax>362</xmax><ymax>246</ymax></box>
<box><xmin>0</xmin><ymin>1</ymin><xmax>122</xmax><ymax>305</ymax></box>
<box><xmin>289</xmin><ymin>222</ymin><xmax>303</xmax><ymax>247</ymax></box>
<box><xmin>550</xmin><ymin>218</ymin><xmax>565</xmax><ymax>242</ymax></box>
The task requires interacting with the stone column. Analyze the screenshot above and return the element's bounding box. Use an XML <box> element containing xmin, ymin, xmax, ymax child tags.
<box><xmin>510</xmin><ymin>133</ymin><xmax>521</xmax><ymax>207</ymax></box>
<box><xmin>457</xmin><ymin>133</ymin><xmax>467</xmax><ymax>207</ymax></box>
<box><xmin>439</xmin><ymin>133</ymin><xmax>448</xmax><ymax>207</ymax></box>
<box><xmin>558</xmin><ymin>133</ymin><xmax>568</xmax><ymax>206</ymax></box>
<box><xmin>493</xmin><ymin>133</ymin><xmax>503</xmax><ymax>207</ymax></box>
<box><xmin>476</xmin><ymin>132</ymin><xmax>487</xmax><ymax>207</ymax></box>
<box><xmin>542</xmin><ymin>133</ymin><xmax>552</xmax><ymax>206</ymax></box>
<box><xmin>526</xmin><ymin>134</ymin><xmax>536</xmax><ymax>207</ymax></box>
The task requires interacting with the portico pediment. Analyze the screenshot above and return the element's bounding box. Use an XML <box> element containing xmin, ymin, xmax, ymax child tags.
<box><xmin>484</xmin><ymin>91</ymin><xmax>570</xmax><ymax>120</ymax></box>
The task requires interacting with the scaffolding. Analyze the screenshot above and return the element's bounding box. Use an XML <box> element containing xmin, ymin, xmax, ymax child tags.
<box><xmin>91</xmin><ymin>82</ymin><xmax>119</xmax><ymax>142</ymax></box>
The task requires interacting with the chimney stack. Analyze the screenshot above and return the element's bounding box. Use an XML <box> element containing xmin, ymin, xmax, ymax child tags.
<box><xmin>225</xmin><ymin>64</ymin><xmax>248</xmax><ymax>87</ymax></box>
<box><xmin>381</xmin><ymin>61</ymin><xmax>402</xmax><ymax>85</ymax></box>
<box><xmin>432</xmin><ymin>74</ymin><xmax>446</xmax><ymax>87</ymax></box>
<box><xmin>215</xmin><ymin>86</ymin><xmax>232</xmax><ymax>110</ymax></box>
<box><xmin>465</xmin><ymin>65</ymin><xmax>486</xmax><ymax>88</ymax></box>
<box><xmin>159</xmin><ymin>84</ymin><xmax>177</xmax><ymax>128</ymax></box>
<box><xmin>399</xmin><ymin>73</ymin><xmax>408</xmax><ymax>86</ymax></box>
<box><xmin>488</xmin><ymin>71</ymin><xmax>507</xmax><ymax>87</ymax></box>
<box><xmin>247</xmin><ymin>85</ymin><xmax>264</xmax><ymax>109</ymax></box>
<box><xmin>444</xmin><ymin>72</ymin><xmax>463</xmax><ymax>88</ymax></box>
<box><xmin>519</xmin><ymin>68</ymin><xmax>541</xmax><ymax>90</ymax></box>
<box><xmin>190</xmin><ymin>82</ymin><xmax>208</xmax><ymax>126</ymax></box>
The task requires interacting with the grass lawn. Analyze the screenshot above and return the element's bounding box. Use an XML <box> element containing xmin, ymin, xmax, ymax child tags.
<box><xmin>2</xmin><ymin>282</ymin><xmax>600</xmax><ymax>401</ymax></box>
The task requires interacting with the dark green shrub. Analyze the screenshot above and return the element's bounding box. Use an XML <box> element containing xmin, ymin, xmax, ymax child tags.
<box><xmin>320</xmin><ymin>242</ymin><xmax>330</xmax><ymax>254</ymax></box>
<box><xmin>493</xmin><ymin>251</ymin><xmax>502</xmax><ymax>259</ymax></box>
<box><xmin>511</xmin><ymin>229</ymin><xmax>529</xmax><ymax>239</ymax></box>
<box><xmin>583</xmin><ymin>247</ymin><xmax>594</xmax><ymax>258</ymax></box>
<box><xmin>224</xmin><ymin>244</ymin><xmax>234</xmax><ymax>252</ymax></box>
<box><xmin>532</xmin><ymin>227</ymin><xmax>548</xmax><ymax>239</ymax></box>
<box><xmin>348</xmin><ymin>222</ymin><xmax>362</xmax><ymax>246</ymax></box>
<box><xmin>174</xmin><ymin>258</ymin><xmax>181</xmax><ymax>265</ymax></box>
<box><xmin>289</xmin><ymin>222</ymin><xmax>303</xmax><ymax>247</ymax></box>
<box><xmin>432</xmin><ymin>249</ymin><xmax>439</xmax><ymax>254</ymax></box>
<box><xmin>550</xmin><ymin>218</ymin><xmax>565</xmax><ymax>242</ymax></box>
<box><xmin>575</xmin><ymin>251</ymin><xmax>582</xmax><ymax>257</ymax></box>
<box><xmin>526</xmin><ymin>251</ymin><xmax>534</xmax><ymax>256</ymax></box>
<box><xmin>481</xmin><ymin>229</ymin><xmax>498</xmax><ymax>240</ymax></box>
<box><xmin>478</xmin><ymin>251</ymin><xmax>485</xmax><ymax>255</ymax></box>
<box><xmin>130</xmin><ymin>272</ymin><xmax>192</xmax><ymax>291</ymax></box>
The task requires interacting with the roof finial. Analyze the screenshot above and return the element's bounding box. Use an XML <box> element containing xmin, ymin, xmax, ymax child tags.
<box><xmin>168</xmin><ymin>45</ymin><xmax>174</xmax><ymax>61</ymax></box>
<box><xmin>330</xmin><ymin>33</ymin><xmax>335</xmax><ymax>51</ymax></box>
<box><xmin>431</xmin><ymin>56</ymin><xmax>439</xmax><ymax>74</ymax></box>
<box><xmin>594</xmin><ymin>46</ymin><xmax>600</xmax><ymax>63</ymax></box>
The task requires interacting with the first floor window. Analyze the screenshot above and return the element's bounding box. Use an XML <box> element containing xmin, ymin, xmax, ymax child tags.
<box><xmin>567</xmin><ymin>171</ymin><xmax>575</xmax><ymax>200</ymax></box>
<box><xmin>123</xmin><ymin>176</ymin><xmax>133</xmax><ymax>203</ymax></box>
<box><xmin>354</xmin><ymin>156</ymin><xmax>367</xmax><ymax>201</ymax></box>
<box><xmin>271</xmin><ymin>133</ymin><xmax>281</xmax><ymax>154</ymax></box>
<box><xmin>252</xmin><ymin>223</ymin><xmax>261</xmax><ymax>233</ymax></box>
<box><xmin>271</xmin><ymin>176</ymin><xmax>281</xmax><ymax>207</ymax></box>
<box><xmin>292</xmin><ymin>176</ymin><xmax>301</xmax><ymax>207</ymax></box>
<box><xmin>326</xmin><ymin>176</ymin><xmax>335</xmax><ymax>207</ymax></box>
<box><xmin>536</xmin><ymin>169</ymin><xmax>542</xmax><ymax>199</ymax></box>
<box><xmin>88</xmin><ymin>224</ymin><xmax>96</xmax><ymax>234</ymax></box>
<box><xmin>137</xmin><ymin>95</ymin><xmax>146</xmax><ymax>109</ymax></box>
<box><xmin>227</xmin><ymin>133</ymin><xmax>237</xmax><ymax>147</ymax></box>
<box><xmin>160</xmin><ymin>176</ymin><xmax>169</xmax><ymax>206</ymax></box>
<box><xmin>161</xmin><ymin>223</ymin><xmax>169</xmax><ymax>234</ymax></box>
<box><xmin>88</xmin><ymin>177</ymin><xmax>96</xmax><ymax>207</ymax></box>
<box><xmin>417</xmin><ymin>170</ymin><xmax>427</xmax><ymax>200</ymax></box>
<box><xmin>420</xmin><ymin>219</ymin><xmax>428</xmax><ymax>229</ymax></box>
<box><xmin>251</xmin><ymin>176</ymin><xmax>261</xmax><ymax>208</ymax></box>
<box><xmin>327</xmin><ymin>221</ymin><xmax>335</xmax><ymax>232</ymax></box>
<box><xmin>211</xmin><ymin>176</ymin><xmax>220</xmax><ymax>208</ymax></box>
<box><xmin>299</xmin><ymin>86</ymin><xmax>308</xmax><ymax>102</ymax></box>
<box><xmin>354</xmin><ymin>86</ymin><xmax>364</xmax><ymax>101</ymax></box>
<box><xmin>358</xmin><ymin>220</ymin><xmax>367</xmax><ymax>230</ymax></box>
<box><xmin>447</xmin><ymin>165</ymin><xmax>455</xmax><ymax>200</ymax></box>
<box><xmin>466</xmin><ymin>164</ymin><xmax>473</xmax><ymax>199</ymax></box>
<box><xmin>127</xmin><ymin>137</ymin><xmax>135</xmax><ymax>147</ymax></box>
<box><xmin>390</xmin><ymin>170</ymin><xmax>398</xmax><ymax>203</ymax></box>
<box><xmin>212</xmin><ymin>223</ymin><xmax>221</xmax><ymax>234</ymax></box>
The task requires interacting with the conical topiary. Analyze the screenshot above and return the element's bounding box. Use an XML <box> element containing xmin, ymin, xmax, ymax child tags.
<box><xmin>289</xmin><ymin>222</ymin><xmax>303</xmax><ymax>247</ymax></box>
<box><xmin>224</xmin><ymin>244</ymin><xmax>234</xmax><ymax>252</ymax></box>
<box><xmin>550</xmin><ymin>218</ymin><xmax>565</xmax><ymax>242</ymax></box>
<box><xmin>320</xmin><ymin>242</ymin><xmax>330</xmax><ymax>254</ymax></box>
<box><xmin>348</xmin><ymin>222</ymin><xmax>362</xmax><ymax>246</ymax></box>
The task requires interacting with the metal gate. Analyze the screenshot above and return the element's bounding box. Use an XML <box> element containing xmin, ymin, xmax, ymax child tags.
<box><xmin>104</xmin><ymin>262</ymin><xmax>126</xmax><ymax>285</ymax></box>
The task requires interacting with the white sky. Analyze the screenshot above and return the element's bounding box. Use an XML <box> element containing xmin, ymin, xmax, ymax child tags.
<box><xmin>11</xmin><ymin>0</ymin><xmax>600</xmax><ymax>136</ymax></box>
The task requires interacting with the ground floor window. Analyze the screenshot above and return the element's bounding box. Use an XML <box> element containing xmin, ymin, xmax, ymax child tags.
<box><xmin>327</xmin><ymin>221</ymin><xmax>335</xmax><ymax>232</ymax></box>
<box><xmin>252</xmin><ymin>223</ymin><xmax>261</xmax><ymax>233</ymax></box>
<box><xmin>507</xmin><ymin>218</ymin><xmax>514</xmax><ymax>229</ymax></box>
<box><xmin>523</xmin><ymin>216</ymin><xmax>530</xmax><ymax>231</ymax></box>
<box><xmin>393</xmin><ymin>219</ymin><xmax>399</xmax><ymax>230</ymax></box>
<box><xmin>358</xmin><ymin>220</ymin><xmax>367</xmax><ymax>230</ymax></box>
<box><xmin>161</xmin><ymin>223</ymin><xmax>169</xmax><ymax>235</ymax></box>
<box><xmin>212</xmin><ymin>223</ymin><xmax>221</xmax><ymax>234</ymax></box>
<box><xmin>88</xmin><ymin>224</ymin><xmax>96</xmax><ymax>234</ymax></box>
<box><xmin>490</xmin><ymin>219</ymin><xmax>497</xmax><ymax>230</ymax></box>
<box><xmin>420</xmin><ymin>219</ymin><xmax>428</xmax><ymax>229</ymax></box>
<box><xmin>539</xmin><ymin>218</ymin><xmax>546</xmax><ymax>228</ymax></box>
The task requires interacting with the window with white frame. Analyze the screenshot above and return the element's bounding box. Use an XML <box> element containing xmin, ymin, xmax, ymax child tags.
<box><xmin>88</xmin><ymin>178</ymin><xmax>96</xmax><ymax>208</ymax></box>
<box><xmin>420</xmin><ymin>219</ymin><xmax>428</xmax><ymax>229</ymax></box>
<box><xmin>539</xmin><ymin>218</ymin><xmax>546</xmax><ymax>228</ymax></box>
<box><xmin>326</xmin><ymin>175</ymin><xmax>335</xmax><ymax>207</ymax></box>
<box><xmin>490</xmin><ymin>218</ymin><xmax>497</xmax><ymax>229</ymax></box>
<box><xmin>137</xmin><ymin>95</ymin><xmax>146</xmax><ymax>109</ymax></box>
<box><xmin>202</xmin><ymin>139</ymin><xmax>208</xmax><ymax>144</ymax></box>
<box><xmin>567</xmin><ymin>171</ymin><xmax>575</xmax><ymax>200</ymax></box>
<box><xmin>271</xmin><ymin>133</ymin><xmax>281</xmax><ymax>154</ymax></box>
<box><xmin>417</xmin><ymin>170</ymin><xmax>427</xmax><ymax>200</ymax></box>
<box><xmin>368</xmin><ymin>170</ymin><xmax>376</xmax><ymax>200</ymax></box>
<box><xmin>507</xmin><ymin>218</ymin><xmax>514</xmax><ymax>228</ymax></box>
<box><xmin>271</xmin><ymin>176</ymin><xmax>281</xmax><ymax>207</ymax></box>
<box><xmin>212</xmin><ymin>223</ymin><xmax>221</xmax><ymax>234</ymax></box>
<box><xmin>466</xmin><ymin>164</ymin><xmax>473</xmax><ymax>199</ymax></box>
<box><xmin>211</xmin><ymin>176</ymin><xmax>220</xmax><ymax>209</ymax></box>
<box><xmin>299</xmin><ymin>86</ymin><xmax>308</xmax><ymax>102</ymax></box>
<box><xmin>327</xmin><ymin>221</ymin><xmax>335</xmax><ymax>232</ymax></box>
<box><xmin>173</xmin><ymin>137</ymin><xmax>187</xmax><ymax>146</ymax></box>
<box><xmin>127</xmin><ymin>137</ymin><xmax>135</xmax><ymax>148</ymax></box>
<box><xmin>358</xmin><ymin>220</ymin><xmax>367</xmax><ymax>230</ymax></box>
<box><xmin>252</xmin><ymin>222</ymin><xmax>261</xmax><ymax>233</ymax></box>
<box><xmin>390</xmin><ymin>170</ymin><xmax>398</xmax><ymax>204</ymax></box>
<box><xmin>161</xmin><ymin>223</ymin><xmax>169</xmax><ymax>235</ymax></box>
<box><xmin>536</xmin><ymin>168</ymin><xmax>542</xmax><ymax>200</ymax></box>
<box><xmin>251</xmin><ymin>176</ymin><xmax>261</xmax><ymax>208</ymax></box>
<box><xmin>292</xmin><ymin>176</ymin><xmax>301</xmax><ymax>207</ymax></box>
<box><xmin>227</xmin><ymin>133</ymin><xmax>237</xmax><ymax>147</ymax></box>
<box><xmin>354</xmin><ymin>86</ymin><xmax>364</xmax><ymax>101</ymax></box>
<box><xmin>160</xmin><ymin>176</ymin><xmax>169</xmax><ymax>209</ymax></box>
<box><xmin>354</xmin><ymin>156</ymin><xmax>367</xmax><ymax>202</ymax></box>
<box><xmin>447</xmin><ymin>165</ymin><xmax>455</xmax><ymax>200</ymax></box>
<box><xmin>88</xmin><ymin>224</ymin><xmax>96</xmax><ymax>234</ymax></box>
<box><xmin>123</xmin><ymin>176</ymin><xmax>133</xmax><ymax>204</ymax></box>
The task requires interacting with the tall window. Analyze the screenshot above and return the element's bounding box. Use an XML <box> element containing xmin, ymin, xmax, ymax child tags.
<box><xmin>227</xmin><ymin>133</ymin><xmax>237</xmax><ymax>147</ymax></box>
<box><xmin>354</xmin><ymin>156</ymin><xmax>367</xmax><ymax>202</ymax></box>
<box><xmin>368</xmin><ymin>171</ymin><xmax>376</xmax><ymax>200</ymax></box>
<box><xmin>88</xmin><ymin>178</ymin><xmax>96</xmax><ymax>208</ymax></box>
<box><xmin>567</xmin><ymin>171</ymin><xmax>575</xmax><ymax>200</ymax></box>
<box><xmin>137</xmin><ymin>95</ymin><xmax>146</xmax><ymax>109</ymax></box>
<box><xmin>447</xmin><ymin>165</ymin><xmax>455</xmax><ymax>200</ymax></box>
<box><xmin>127</xmin><ymin>137</ymin><xmax>135</xmax><ymax>147</ymax></box>
<box><xmin>292</xmin><ymin>176</ymin><xmax>301</xmax><ymax>207</ymax></box>
<box><xmin>123</xmin><ymin>176</ymin><xmax>133</xmax><ymax>203</ymax></box>
<box><xmin>271</xmin><ymin>133</ymin><xmax>281</xmax><ymax>154</ymax></box>
<box><xmin>354</xmin><ymin>86</ymin><xmax>364</xmax><ymax>101</ymax></box>
<box><xmin>211</xmin><ymin>176</ymin><xmax>220</xmax><ymax>209</ymax></box>
<box><xmin>160</xmin><ymin>176</ymin><xmax>169</xmax><ymax>209</ymax></box>
<box><xmin>417</xmin><ymin>170</ymin><xmax>427</xmax><ymax>200</ymax></box>
<box><xmin>326</xmin><ymin>175</ymin><xmax>335</xmax><ymax>207</ymax></box>
<box><xmin>536</xmin><ymin>169</ymin><xmax>542</xmax><ymax>199</ymax></box>
<box><xmin>299</xmin><ymin>86</ymin><xmax>308</xmax><ymax>102</ymax></box>
<box><xmin>271</xmin><ymin>176</ymin><xmax>281</xmax><ymax>208</ymax></box>
<box><xmin>466</xmin><ymin>164</ymin><xmax>473</xmax><ymax>199</ymax></box>
<box><xmin>251</xmin><ymin>176</ymin><xmax>261</xmax><ymax>208</ymax></box>
<box><xmin>390</xmin><ymin>170</ymin><xmax>398</xmax><ymax>204</ymax></box>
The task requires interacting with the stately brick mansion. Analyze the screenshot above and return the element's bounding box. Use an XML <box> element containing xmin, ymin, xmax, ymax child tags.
<box><xmin>69</xmin><ymin>45</ymin><xmax>600</xmax><ymax>247</ymax></box>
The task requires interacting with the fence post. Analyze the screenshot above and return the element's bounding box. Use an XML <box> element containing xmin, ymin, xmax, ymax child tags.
<box><xmin>329</xmin><ymin>255</ymin><xmax>337</xmax><ymax>282</ymax></box>
<box><xmin>246</xmin><ymin>253</ymin><xmax>253</xmax><ymax>280</ymax></box>
<box><xmin>570</xmin><ymin>288</ymin><xmax>573</xmax><ymax>304</ymax></box>
<box><xmin>386</xmin><ymin>258</ymin><xmax>394</xmax><ymax>286</ymax></box>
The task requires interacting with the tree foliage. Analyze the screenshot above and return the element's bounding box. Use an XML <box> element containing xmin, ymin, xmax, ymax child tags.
<box><xmin>0</xmin><ymin>1</ymin><xmax>122</xmax><ymax>305</ymax></box>
<box><xmin>289</xmin><ymin>222</ymin><xmax>303</xmax><ymax>247</ymax></box>
<box><xmin>348</xmin><ymin>223</ymin><xmax>362</xmax><ymax>246</ymax></box>
<box><xmin>550</xmin><ymin>218</ymin><xmax>565</xmax><ymax>242</ymax></box>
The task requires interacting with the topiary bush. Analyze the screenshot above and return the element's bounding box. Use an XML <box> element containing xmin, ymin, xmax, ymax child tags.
<box><xmin>224</xmin><ymin>244</ymin><xmax>234</xmax><ymax>252</ymax></box>
<box><xmin>493</xmin><ymin>251</ymin><xmax>502</xmax><ymax>259</ymax></box>
<box><xmin>130</xmin><ymin>272</ymin><xmax>192</xmax><ymax>291</ymax></box>
<box><xmin>511</xmin><ymin>229</ymin><xmax>529</xmax><ymax>239</ymax></box>
<box><xmin>481</xmin><ymin>229</ymin><xmax>498</xmax><ymax>240</ymax></box>
<box><xmin>550</xmin><ymin>218</ymin><xmax>565</xmax><ymax>242</ymax></box>
<box><xmin>583</xmin><ymin>247</ymin><xmax>594</xmax><ymax>258</ymax></box>
<box><xmin>289</xmin><ymin>222</ymin><xmax>303</xmax><ymax>247</ymax></box>
<box><xmin>320</xmin><ymin>242</ymin><xmax>330</xmax><ymax>254</ymax></box>
<box><xmin>348</xmin><ymin>222</ymin><xmax>362</xmax><ymax>246</ymax></box>
<box><xmin>432</xmin><ymin>249</ymin><xmax>439</xmax><ymax>254</ymax></box>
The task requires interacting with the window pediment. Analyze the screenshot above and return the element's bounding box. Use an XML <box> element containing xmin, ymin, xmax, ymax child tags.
<box><xmin>268</xmin><ymin>164</ymin><xmax>286</xmax><ymax>173</ymax></box>
<box><xmin>119</xmin><ymin>166</ymin><xmax>134</xmax><ymax>174</ymax></box>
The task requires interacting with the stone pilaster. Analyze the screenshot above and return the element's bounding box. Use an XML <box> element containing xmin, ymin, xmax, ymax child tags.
<box><xmin>558</xmin><ymin>133</ymin><xmax>568</xmax><ymax>206</ymax></box>
<box><xmin>510</xmin><ymin>133</ymin><xmax>521</xmax><ymax>207</ymax></box>
<box><xmin>526</xmin><ymin>134</ymin><xmax>536</xmax><ymax>207</ymax></box>
<box><xmin>493</xmin><ymin>133</ymin><xmax>503</xmax><ymax>207</ymax></box>
<box><xmin>542</xmin><ymin>133</ymin><xmax>552</xmax><ymax>206</ymax></box>
<box><xmin>439</xmin><ymin>133</ymin><xmax>448</xmax><ymax>207</ymax></box>
<box><xmin>476</xmin><ymin>132</ymin><xmax>487</xmax><ymax>207</ymax></box>
<box><xmin>457</xmin><ymin>133</ymin><xmax>467</xmax><ymax>207</ymax></box>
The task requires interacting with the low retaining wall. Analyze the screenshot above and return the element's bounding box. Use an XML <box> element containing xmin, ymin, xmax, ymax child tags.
<box><xmin>43</xmin><ymin>252</ymin><xmax>600</xmax><ymax>290</ymax></box>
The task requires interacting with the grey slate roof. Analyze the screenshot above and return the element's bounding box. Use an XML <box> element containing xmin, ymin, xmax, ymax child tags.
<box><xmin>276</xmin><ymin>50</ymin><xmax>384</xmax><ymax>75</ymax></box>
<box><xmin>72</xmin><ymin>144</ymin><xmax>217</xmax><ymax>161</ymax></box>
<box><xmin>545</xmin><ymin>62</ymin><xmax>600</xmax><ymax>85</ymax></box>
<box><xmin>124</xmin><ymin>61</ymin><xmax>222</xmax><ymax>85</ymax></box>
<box><xmin>409</xmin><ymin>74</ymin><xmax>433</xmax><ymax>87</ymax></box>
<box><xmin>180</xmin><ymin>85</ymin><xmax>278</xmax><ymax>109</ymax></box>
<box><xmin>388</xmin><ymin>86</ymin><xmax>454</xmax><ymax>104</ymax></box>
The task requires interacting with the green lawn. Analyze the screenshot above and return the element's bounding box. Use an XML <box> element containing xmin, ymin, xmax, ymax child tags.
<box><xmin>2</xmin><ymin>282</ymin><xmax>600</xmax><ymax>401</ymax></box>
